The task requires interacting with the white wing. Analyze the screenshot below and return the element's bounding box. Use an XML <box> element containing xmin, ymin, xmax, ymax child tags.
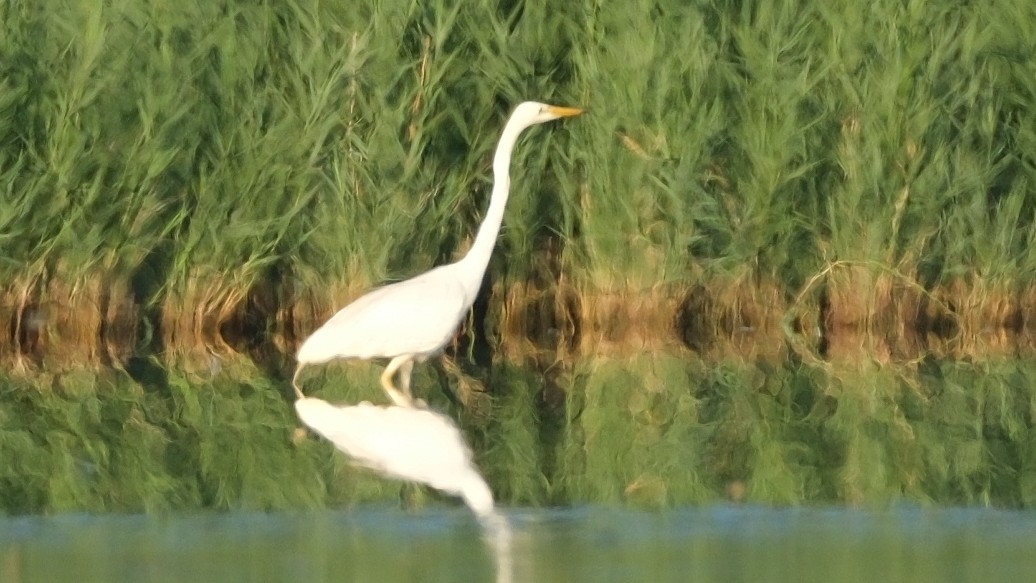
<box><xmin>297</xmin><ymin>264</ymin><xmax>469</xmax><ymax>363</ymax></box>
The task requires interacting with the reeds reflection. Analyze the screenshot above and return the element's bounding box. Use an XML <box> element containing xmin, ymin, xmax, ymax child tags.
<box><xmin>1</xmin><ymin>346</ymin><xmax>1035</xmax><ymax>514</ymax></box>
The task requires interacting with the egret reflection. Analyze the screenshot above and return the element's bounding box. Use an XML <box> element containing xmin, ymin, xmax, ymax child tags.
<box><xmin>294</xmin><ymin>397</ymin><xmax>494</xmax><ymax>515</ymax></box>
<box><xmin>294</xmin><ymin>395</ymin><xmax>514</xmax><ymax>581</ymax></box>
<box><xmin>480</xmin><ymin>509</ymin><xmax>515</xmax><ymax>583</ymax></box>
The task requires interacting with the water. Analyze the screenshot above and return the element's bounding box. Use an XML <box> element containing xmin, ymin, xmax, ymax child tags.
<box><xmin>7</xmin><ymin>351</ymin><xmax>1033</xmax><ymax>513</ymax></box>
<box><xmin>1</xmin><ymin>505</ymin><xmax>1033</xmax><ymax>582</ymax></box>
<box><xmin>3</xmin><ymin>350</ymin><xmax>1036</xmax><ymax>580</ymax></box>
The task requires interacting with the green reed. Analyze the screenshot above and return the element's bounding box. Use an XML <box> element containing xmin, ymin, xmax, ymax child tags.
<box><xmin>2</xmin><ymin>0</ymin><xmax>1036</xmax><ymax>355</ymax></box>
<box><xmin>3</xmin><ymin>0</ymin><xmax>1036</xmax><ymax>514</ymax></box>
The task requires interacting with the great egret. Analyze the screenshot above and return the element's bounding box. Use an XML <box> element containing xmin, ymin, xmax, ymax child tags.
<box><xmin>292</xmin><ymin>101</ymin><xmax>583</xmax><ymax>406</ymax></box>
<box><xmin>294</xmin><ymin>396</ymin><xmax>495</xmax><ymax>516</ymax></box>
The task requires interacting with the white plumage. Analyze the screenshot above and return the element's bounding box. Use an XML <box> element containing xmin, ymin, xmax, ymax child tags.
<box><xmin>292</xmin><ymin>102</ymin><xmax>583</xmax><ymax>406</ymax></box>
<box><xmin>296</xmin><ymin>266</ymin><xmax>467</xmax><ymax>364</ymax></box>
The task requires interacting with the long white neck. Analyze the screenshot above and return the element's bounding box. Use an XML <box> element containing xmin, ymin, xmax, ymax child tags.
<box><xmin>454</xmin><ymin>115</ymin><xmax>529</xmax><ymax>301</ymax></box>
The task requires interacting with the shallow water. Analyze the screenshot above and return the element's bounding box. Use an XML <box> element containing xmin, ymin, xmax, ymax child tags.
<box><xmin>4</xmin><ymin>350</ymin><xmax>1035</xmax><ymax>512</ymax></box>
<box><xmin>1</xmin><ymin>505</ymin><xmax>1033</xmax><ymax>583</ymax></box>
<box><xmin>2</xmin><ymin>350</ymin><xmax>1035</xmax><ymax>580</ymax></box>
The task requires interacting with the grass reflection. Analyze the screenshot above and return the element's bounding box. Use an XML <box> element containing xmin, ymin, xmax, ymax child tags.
<box><xmin>553</xmin><ymin>352</ymin><xmax>1036</xmax><ymax>508</ymax></box>
<box><xmin>557</xmin><ymin>353</ymin><xmax>710</xmax><ymax>506</ymax></box>
<box><xmin>1</xmin><ymin>351</ymin><xmax>1035</xmax><ymax>513</ymax></box>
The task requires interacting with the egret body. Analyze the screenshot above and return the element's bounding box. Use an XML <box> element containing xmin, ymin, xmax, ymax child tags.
<box><xmin>293</xmin><ymin>102</ymin><xmax>582</xmax><ymax>406</ymax></box>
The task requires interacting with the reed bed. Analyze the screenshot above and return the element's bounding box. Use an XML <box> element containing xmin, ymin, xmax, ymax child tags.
<box><xmin>0</xmin><ymin>0</ymin><xmax>1035</xmax><ymax>369</ymax></box>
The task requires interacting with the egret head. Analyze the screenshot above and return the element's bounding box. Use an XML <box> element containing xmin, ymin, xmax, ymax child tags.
<box><xmin>512</xmin><ymin>101</ymin><xmax>584</xmax><ymax>129</ymax></box>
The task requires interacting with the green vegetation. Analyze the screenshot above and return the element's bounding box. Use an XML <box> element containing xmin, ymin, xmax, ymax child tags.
<box><xmin>2</xmin><ymin>0</ymin><xmax>1036</xmax><ymax>514</ymax></box>
<box><xmin>0</xmin><ymin>0</ymin><xmax>1033</xmax><ymax>364</ymax></box>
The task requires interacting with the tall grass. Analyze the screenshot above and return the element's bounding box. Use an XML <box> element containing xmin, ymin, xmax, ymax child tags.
<box><xmin>0</xmin><ymin>0</ymin><xmax>1035</xmax><ymax>367</ymax></box>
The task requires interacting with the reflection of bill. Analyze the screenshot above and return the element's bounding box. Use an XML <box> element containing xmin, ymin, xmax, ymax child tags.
<box><xmin>295</xmin><ymin>397</ymin><xmax>514</xmax><ymax>583</ymax></box>
<box><xmin>295</xmin><ymin>397</ymin><xmax>494</xmax><ymax>515</ymax></box>
<box><xmin>480</xmin><ymin>509</ymin><xmax>514</xmax><ymax>583</ymax></box>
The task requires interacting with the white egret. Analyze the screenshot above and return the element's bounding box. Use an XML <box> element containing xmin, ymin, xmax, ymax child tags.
<box><xmin>294</xmin><ymin>396</ymin><xmax>495</xmax><ymax>516</ymax></box>
<box><xmin>292</xmin><ymin>101</ymin><xmax>583</xmax><ymax>406</ymax></box>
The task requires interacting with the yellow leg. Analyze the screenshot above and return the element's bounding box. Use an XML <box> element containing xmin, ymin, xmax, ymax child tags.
<box><xmin>381</xmin><ymin>356</ymin><xmax>416</xmax><ymax>408</ymax></box>
<box><xmin>399</xmin><ymin>359</ymin><xmax>414</xmax><ymax>397</ymax></box>
<box><xmin>291</xmin><ymin>364</ymin><xmax>306</xmax><ymax>399</ymax></box>
<box><xmin>397</xmin><ymin>359</ymin><xmax>427</xmax><ymax>408</ymax></box>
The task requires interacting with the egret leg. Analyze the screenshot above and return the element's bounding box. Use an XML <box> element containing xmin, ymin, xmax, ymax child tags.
<box><xmin>398</xmin><ymin>359</ymin><xmax>414</xmax><ymax>397</ymax></box>
<box><xmin>397</xmin><ymin>359</ymin><xmax>427</xmax><ymax>409</ymax></box>
<box><xmin>291</xmin><ymin>364</ymin><xmax>306</xmax><ymax>399</ymax></box>
<box><xmin>380</xmin><ymin>356</ymin><xmax>416</xmax><ymax>408</ymax></box>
